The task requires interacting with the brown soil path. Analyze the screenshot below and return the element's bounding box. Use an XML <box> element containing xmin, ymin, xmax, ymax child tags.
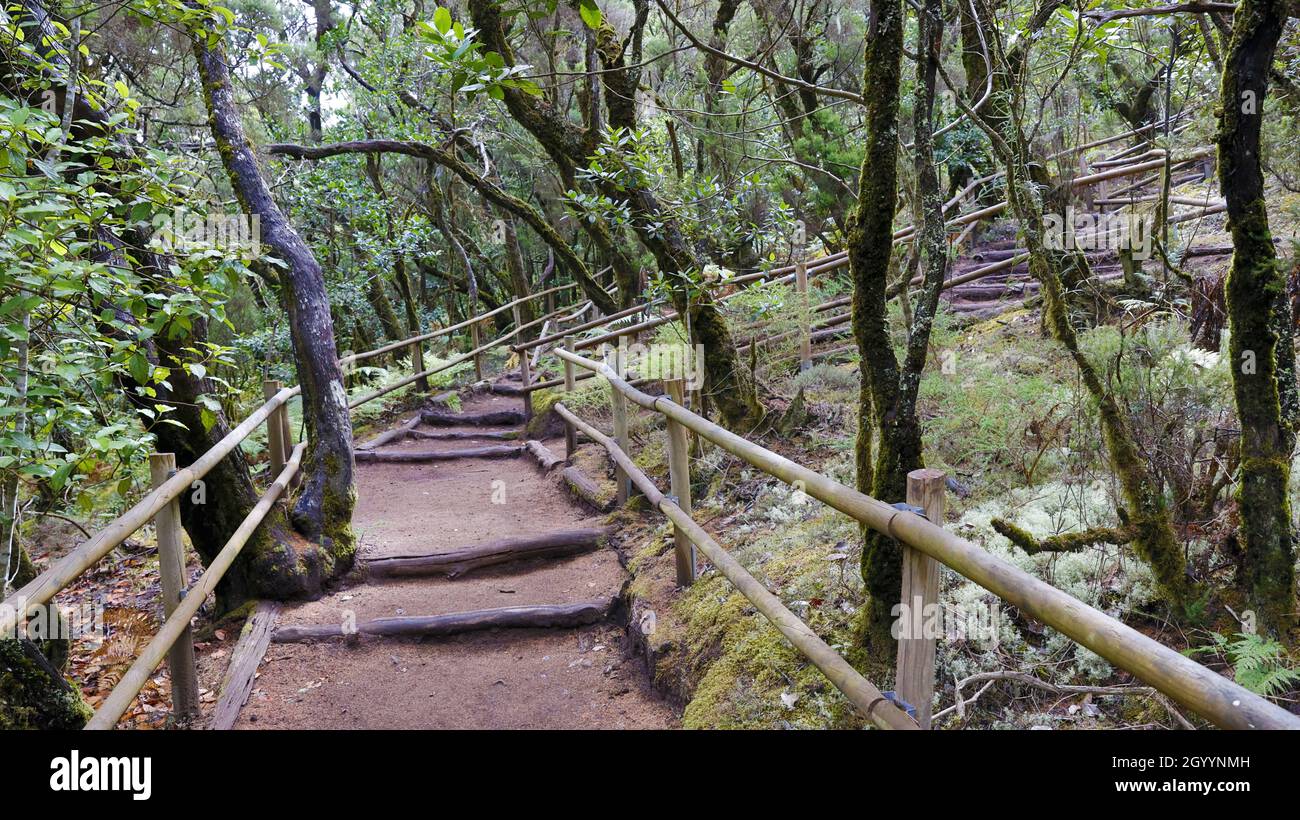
<box><xmin>233</xmin><ymin>388</ymin><xmax>676</xmax><ymax>729</ymax></box>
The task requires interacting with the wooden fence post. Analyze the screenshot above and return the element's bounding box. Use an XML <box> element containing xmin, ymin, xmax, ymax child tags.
<box><xmin>149</xmin><ymin>453</ymin><xmax>199</xmax><ymax>721</ymax></box>
<box><xmin>411</xmin><ymin>333</ymin><xmax>428</xmax><ymax>393</ymax></box>
<box><xmin>471</xmin><ymin>321</ymin><xmax>485</xmax><ymax>381</ymax></box>
<box><xmin>607</xmin><ymin>344</ymin><xmax>631</xmax><ymax>505</ymax></box>
<box><xmin>562</xmin><ymin>335</ymin><xmax>577</xmax><ymax>459</ymax></box>
<box><xmin>896</xmin><ymin>467</ymin><xmax>945</xmax><ymax>729</ymax></box>
<box><xmin>663</xmin><ymin>378</ymin><xmax>695</xmax><ymax>585</ymax></box>
<box><xmin>262</xmin><ymin>380</ymin><xmax>286</xmax><ymax>485</ymax></box>
<box><xmin>279</xmin><ymin>395</ymin><xmax>300</xmax><ymax>491</ymax></box>
<box><xmin>515</xmin><ymin>305</ymin><xmax>533</xmax><ymax>419</ymax></box>
<box><xmin>795</xmin><ymin>259</ymin><xmax>811</xmax><ymax>372</ymax></box>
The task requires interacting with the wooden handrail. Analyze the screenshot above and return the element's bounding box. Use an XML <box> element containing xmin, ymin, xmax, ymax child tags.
<box><xmin>2</xmin><ymin>385</ymin><xmax>301</xmax><ymax>623</ymax></box>
<box><xmin>553</xmin><ymin>402</ymin><xmax>918</xmax><ymax>730</ymax></box>
<box><xmin>9</xmin><ymin>280</ymin><xmax>579</xmax><ymax>633</ymax></box>
<box><xmin>551</xmin><ymin>346</ymin><xmax>1300</xmax><ymax>731</ymax></box>
<box><xmin>85</xmin><ymin>442</ymin><xmax>307</xmax><ymax>729</ymax></box>
<box><xmin>340</xmin><ymin>281</ymin><xmax>578</xmax><ymax>367</ymax></box>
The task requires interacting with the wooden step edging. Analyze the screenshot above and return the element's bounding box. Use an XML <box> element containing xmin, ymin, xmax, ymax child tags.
<box><xmin>354</xmin><ymin>444</ymin><xmax>522</xmax><ymax>462</ymax></box>
<box><xmin>550</xmin><ymin>401</ymin><xmax>917</xmax><ymax>731</ymax></box>
<box><xmin>523</xmin><ymin>440</ymin><xmax>565</xmax><ymax>472</ymax></box>
<box><xmin>420</xmin><ymin>408</ymin><xmax>526</xmax><ymax>427</ymax></box>
<box><xmin>271</xmin><ymin>599</ymin><xmax>615</xmax><ymax>643</ymax></box>
<box><xmin>366</xmin><ymin>527</ymin><xmax>613</xmax><ymax>578</ymax></box>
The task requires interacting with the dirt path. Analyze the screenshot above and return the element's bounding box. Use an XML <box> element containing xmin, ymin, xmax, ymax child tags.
<box><xmin>233</xmin><ymin>388</ymin><xmax>676</xmax><ymax>729</ymax></box>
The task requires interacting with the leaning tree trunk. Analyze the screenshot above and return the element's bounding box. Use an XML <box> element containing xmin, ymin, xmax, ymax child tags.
<box><xmin>1003</xmin><ymin>165</ymin><xmax>1192</xmax><ymax>608</ymax></box>
<box><xmin>1217</xmin><ymin>0</ymin><xmax>1298</xmax><ymax>635</ymax></box>
<box><xmin>192</xmin><ymin>33</ymin><xmax>356</xmax><ymax>583</ymax></box>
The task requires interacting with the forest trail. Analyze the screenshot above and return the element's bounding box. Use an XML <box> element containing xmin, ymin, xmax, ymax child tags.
<box><xmin>231</xmin><ymin>388</ymin><xmax>676</xmax><ymax>729</ymax></box>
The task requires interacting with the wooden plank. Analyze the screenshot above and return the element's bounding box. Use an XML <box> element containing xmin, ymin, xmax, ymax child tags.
<box><xmin>262</xmin><ymin>381</ymin><xmax>286</xmax><ymax>482</ymax></box>
<box><xmin>610</xmin><ymin>382</ymin><xmax>631</xmax><ymax>505</ymax></box>
<box><xmin>271</xmin><ymin>599</ymin><xmax>614</xmax><ymax>643</ymax></box>
<box><xmin>210</xmin><ymin>601</ymin><xmax>281</xmax><ymax>730</ymax></box>
<box><xmin>562</xmin><ymin>335</ymin><xmax>577</xmax><ymax>459</ymax></box>
<box><xmin>663</xmin><ymin>379</ymin><xmax>695</xmax><ymax>585</ymax></box>
<box><xmin>795</xmin><ymin>260</ymin><xmax>811</xmax><ymax>371</ymax></box>
<box><xmin>366</xmin><ymin>527</ymin><xmax>613</xmax><ymax>578</ymax></box>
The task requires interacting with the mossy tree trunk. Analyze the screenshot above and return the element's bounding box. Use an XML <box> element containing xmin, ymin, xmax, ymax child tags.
<box><xmin>943</xmin><ymin>1</ymin><xmax>1193</xmax><ymax>610</ymax></box>
<box><xmin>848</xmin><ymin>0</ymin><xmax>905</xmax><ymax>654</ymax></box>
<box><xmin>193</xmin><ymin>33</ymin><xmax>357</xmax><ymax>584</ymax></box>
<box><xmin>850</xmin><ymin>0</ymin><xmax>953</xmax><ymax>656</ymax></box>
<box><xmin>12</xmin><ymin>1</ymin><xmax>312</xmax><ymax>610</ymax></box>
<box><xmin>1216</xmin><ymin>0</ymin><xmax>1298</xmax><ymax>635</ymax></box>
<box><xmin>0</xmin><ymin>638</ymin><xmax>92</xmax><ymax>730</ymax></box>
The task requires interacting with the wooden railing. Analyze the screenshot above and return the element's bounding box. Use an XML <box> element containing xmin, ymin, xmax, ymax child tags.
<box><xmin>550</xmin><ymin>346</ymin><xmax>1300</xmax><ymax>731</ymax></box>
<box><xmin>505</xmin><ymin>133</ymin><xmax>1220</xmax><ymax>385</ymax></box>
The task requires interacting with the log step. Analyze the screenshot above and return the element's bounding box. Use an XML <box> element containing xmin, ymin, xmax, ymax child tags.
<box><xmin>356</xmin><ymin>416</ymin><xmax>421</xmax><ymax>450</ymax></box>
<box><xmin>409</xmin><ymin>429</ymin><xmax>519</xmax><ymax>441</ymax></box>
<box><xmin>421</xmin><ymin>409</ymin><xmax>525</xmax><ymax>427</ymax></box>
<box><xmin>354</xmin><ymin>444</ymin><xmax>522</xmax><ymax>462</ymax></box>
<box><xmin>561</xmin><ymin>465</ymin><xmax>616</xmax><ymax>512</ymax></box>
<box><xmin>523</xmin><ymin>440</ymin><xmax>565</xmax><ymax>472</ymax></box>
<box><xmin>271</xmin><ymin>599</ymin><xmax>614</xmax><ymax>643</ymax></box>
<box><xmin>366</xmin><ymin>527</ymin><xmax>613</xmax><ymax>578</ymax></box>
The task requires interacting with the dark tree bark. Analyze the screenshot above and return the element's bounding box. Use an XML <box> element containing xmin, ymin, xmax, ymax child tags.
<box><xmin>192</xmin><ymin>30</ymin><xmax>356</xmax><ymax>585</ymax></box>
<box><xmin>1216</xmin><ymin>0</ymin><xmax>1298</xmax><ymax>635</ymax></box>
<box><xmin>499</xmin><ymin>212</ymin><xmax>538</xmax><ymax>335</ymax></box>
<box><xmin>4</xmin><ymin>1</ymin><xmax>311</xmax><ymax>610</ymax></box>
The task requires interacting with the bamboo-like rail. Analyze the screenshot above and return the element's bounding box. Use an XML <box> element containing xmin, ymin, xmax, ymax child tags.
<box><xmin>4</xmin><ymin>276</ymin><xmax>597</xmax><ymax>727</ymax></box>
<box><xmin>553</xmin><ymin>403</ymin><xmax>917</xmax><ymax>730</ymax></box>
<box><xmin>85</xmin><ymin>443</ymin><xmax>306</xmax><ymax>729</ymax></box>
<box><xmin>551</xmin><ymin>346</ymin><xmax>1300</xmax><ymax>731</ymax></box>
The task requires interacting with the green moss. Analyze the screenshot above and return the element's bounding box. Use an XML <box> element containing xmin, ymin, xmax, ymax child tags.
<box><xmin>524</xmin><ymin>388</ymin><xmax>564</xmax><ymax>439</ymax></box>
<box><xmin>0</xmin><ymin>639</ymin><xmax>92</xmax><ymax>730</ymax></box>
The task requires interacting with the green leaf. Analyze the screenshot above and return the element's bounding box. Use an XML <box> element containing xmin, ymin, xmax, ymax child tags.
<box><xmin>433</xmin><ymin>6</ymin><xmax>452</xmax><ymax>34</ymax></box>
<box><xmin>578</xmin><ymin>0</ymin><xmax>601</xmax><ymax>29</ymax></box>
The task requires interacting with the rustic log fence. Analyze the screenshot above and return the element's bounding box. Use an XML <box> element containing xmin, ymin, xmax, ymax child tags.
<box><xmin>550</xmin><ymin>346</ymin><xmax>1300</xmax><ymax>731</ymax></box>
